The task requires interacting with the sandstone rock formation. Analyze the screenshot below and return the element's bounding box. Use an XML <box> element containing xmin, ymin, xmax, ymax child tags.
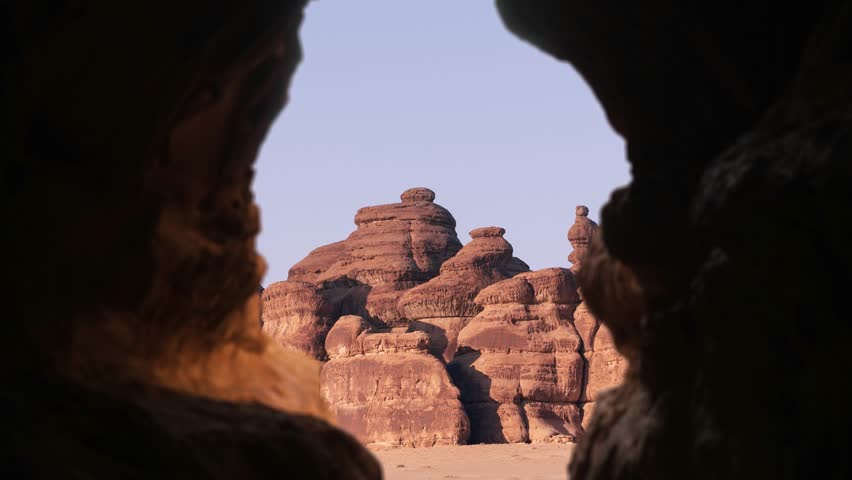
<box><xmin>497</xmin><ymin>2</ymin><xmax>852</xmax><ymax>478</ymax></box>
<box><xmin>399</xmin><ymin>226</ymin><xmax>530</xmax><ymax>362</ymax></box>
<box><xmin>10</xmin><ymin>0</ymin><xmax>850</xmax><ymax>476</ymax></box>
<box><xmin>264</xmin><ymin>193</ymin><xmax>542</xmax><ymax>448</ymax></box>
<box><xmin>449</xmin><ymin>267</ymin><xmax>585</xmax><ymax>443</ymax></box>
<box><xmin>567</xmin><ymin>206</ymin><xmax>598</xmax><ymax>273</ymax></box>
<box><xmin>321</xmin><ymin>316</ymin><xmax>470</xmax><ymax>447</ymax></box>
<box><xmin>287</xmin><ymin>187</ymin><xmax>462</xmax><ymax>336</ymax></box>
<box><xmin>279</xmin><ymin>202</ymin><xmax>619</xmax><ymax>447</ymax></box>
<box><xmin>4</xmin><ymin>2</ymin><xmax>382</xmax><ymax>478</ymax></box>
<box><xmin>567</xmin><ymin>206</ymin><xmax>628</xmax><ymax>428</ymax></box>
<box><xmin>261</xmin><ymin>281</ymin><xmax>334</xmax><ymax>359</ymax></box>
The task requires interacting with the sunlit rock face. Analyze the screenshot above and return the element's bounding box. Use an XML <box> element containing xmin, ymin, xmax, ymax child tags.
<box><xmin>314</xmin><ymin>222</ymin><xmax>530</xmax><ymax>447</ymax></box>
<box><xmin>399</xmin><ymin>226</ymin><xmax>530</xmax><ymax>362</ymax></box>
<box><xmin>261</xmin><ymin>281</ymin><xmax>334</xmax><ymax>359</ymax></box>
<box><xmin>290</xmin><ymin>200</ymin><xmax>622</xmax><ymax>447</ymax></box>
<box><xmin>320</xmin><ymin>316</ymin><xmax>470</xmax><ymax>447</ymax></box>
<box><xmin>567</xmin><ymin>206</ymin><xmax>598</xmax><ymax>273</ymax></box>
<box><xmin>263</xmin><ymin>188</ymin><xmax>462</xmax><ymax>359</ymax></box>
<box><xmin>498</xmin><ymin>1</ymin><xmax>852</xmax><ymax>478</ymax></box>
<box><xmin>286</xmin><ymin>188</ymin><xmax>463</xmax><ymax>339</ymax></box>
<box><xmin>449</xmin><ymin>268</ymin><xmax>585</xmax><ymax>443</ymax></box>
<box><xmin>566</xmin><ymin>206</ymin><xmax>628</xmax><ymax>428</ymax></box>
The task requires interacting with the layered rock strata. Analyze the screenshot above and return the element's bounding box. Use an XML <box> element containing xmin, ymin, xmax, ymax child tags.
<box><xmin>266</xmin><ymin>188</ymin><xmax>463</xmax><ymax>358</ymax></box>
<box><xmin>288</xmin><ymin>187</ymin><xmax>462</xmax><ymax>333</ymax></box>
<box><xmin>320</xmin><ymin>316</ymin><xmax>470</xmax><ymax>447</ymax></box>
<box><xmin>398</xmin><ymin>226</ymin><xmax>530</xmax><ymax>362</ymax></box>
<box><xmin>261</xmin><ymin>281</ymin><xmax>334</xmax><ymax>359</ymax></box>
<box><xmin>567</xmin><ymin>206</ymin><xmax>628</xmax><ymax>428</ymax></box>
<box><xmin>566</xmin><ymin>206</ymin><xmax>598</xmax><ymax>273</ymax></box>
<box><xmin>449</xmin><ymin>268</ymin><xmax>585</xmax><ymax>443</ymax></box>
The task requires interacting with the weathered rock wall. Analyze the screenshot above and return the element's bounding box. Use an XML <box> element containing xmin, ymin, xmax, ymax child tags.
<box><xmin>261</xmin><ymin>281</ymin><xmax>334</xmax><ymax>359</ymax></box>
<box><xmin>399</xmin><ymin>226</ymin><xmax>530</xmax><ymax>362</ymax></box>
<box><xmin>269</xmin><ymin>199</ymin><xmax>624</xmax><ymax>448</ymax></box>
<box><xmin>3</xmin><ymin>1</ymin><xmax>381</xmax><ymax>477</ymax></box>
<box><xmin>449</xmin><ymin>268</ymin><xmax>586</xmax><ymax>443</ymax></box>
<box><xmin>498</xmin><ymin>1</ymin><xmax>852</xmax><ymax>478</ymax></box>
<box><xmin>289</xmin><ymin>187</ymin><xmax>463</xmax><ymax>329</ymax></box>
<box><xmin>566</xmin><ymin>207</ymin><xmax>628</xmax><ymax>428</ymax></box>
<box><xmin>320</xmin><ymin>316</ymin><xmax>471</xmax><ymax>447</ymax></box>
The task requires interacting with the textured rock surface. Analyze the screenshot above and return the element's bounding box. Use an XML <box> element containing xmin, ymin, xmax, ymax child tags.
<box><xmin>449</xmin><ymin>268</ymin><xmax>585</xmax><ymax>444</ymax></box>
<box><xmin>399</xmin><ymin>226</ymin><xmax>530</xmax><ymax>362</ymax></box>
<box><xmin>584</xmin><ymin>330</ymin><xmax>626</xmax><ymax>402</ymax></box>
<box><xmin>261</xmin><ymin>281</ymin><xmax>334</xmax><ymax>359</ymax></box>
<box><xmin>567</xmin><ymin>206</ymin><xmax>598</xmax><ymax>272</ymax></box>
<box><xmin>499</xmin><ymin>1</ymin><xmax>852</xmax><ymax>478</ymax></box>
<box><xmin>288</xmin><ymin>187</ymin><xmax>463</xmax><ymax>327</ymax></box>
<box><xmin>321</xmin><ymin>316</ymin><xmax>470</xmax><ymax>447</ymax></box>
<box><xmin>14</xmin><ymin>0</ymin><xmax>849</xmax><ymax>475</ymax></box>
<box><xmin>3</xmin><ymin>1</ymin><xmax>381</xmax><ymax>477</ymax></box>
<box><xmin>567</xmin><ymin>208</ymin><xmax>628</xmax><ymax>418</ymax></box>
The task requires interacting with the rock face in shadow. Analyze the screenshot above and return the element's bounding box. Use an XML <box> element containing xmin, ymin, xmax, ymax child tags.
<box><xmin>11</xmin><ymin>0</ymin><xmax>849</xmax><ymax>475</ymax></box>
<box><xmin>498</xmin><ymin>1</ymin><xmax>852</xmax><ymax>478</ymax></box>
<box><xmin>398</xmin><ymin>226</ymin><xmax>530</xmax><ymax>362</ymax></box>
<box><xmin>4</xmin><ymin>372</ymin><xmax>382</xmax><ymax>479</ymax></box>
<box><xmin>320</xmin><ymin>316</ymin><xmax>470</xmax><ymax>447</ymax></box>
<box><xmin>3</xmin><ymin>1</ymin><xmax>381</xmax><ymax>478</ymax></box>
<box><xmin>449</xmin><ymin>268</ymin><xmax>585</xmax><ymax>443</ymax></box>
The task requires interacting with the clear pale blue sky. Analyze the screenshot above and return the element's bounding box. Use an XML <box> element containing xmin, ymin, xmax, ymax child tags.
<box><xmin>255</xmin><ymin>1</ymin><xmax>629</xmax><ymax>286</ymax></box>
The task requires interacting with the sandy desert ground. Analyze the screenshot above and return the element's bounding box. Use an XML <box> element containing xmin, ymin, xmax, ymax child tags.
<box><xmin>371</xmin><ymin>444</ymin><xmax>575</xmax><ymax>480</ymax></box>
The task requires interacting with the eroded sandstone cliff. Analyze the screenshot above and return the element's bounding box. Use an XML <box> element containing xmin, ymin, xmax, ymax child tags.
<box><xmin>449</xmin><ymin>267</ymin><xmax>585</xmax><ymax>443</ymax></box>
<box><xmin>496</xmin><ymin>1</ymin><xmax>852</xmax><ymax>478</ymax></box>
<box><xmin>261</xmin><ymin>281</ymin><xmax>334</xmax><ymax>359</ymax></box>
<box><xmin>289</xmin><ymin>187</ymin><xmax>463</xmax><ymax>329</ymax></box>
<box><xmin>8</xmin><ymin>0</ymin><xmax>849</xmax><ymax>476</ymax></box>
<box><xmin>321</xmin><ymin>316</ymin><xmax>471</xmax><ymax>447</ymax></box>
<box><xmin>399</xmin><ymin>226</ymin><xmax>530</xmax><ymax>362</ymax></box>
<box><xmin>269</xmin><ymin>198</ymin><xmax>625</xmax><ymax>448</ymax></box>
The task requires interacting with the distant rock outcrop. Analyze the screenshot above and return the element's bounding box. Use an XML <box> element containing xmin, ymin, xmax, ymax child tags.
<box><xmin>567</xmin><ymin>206</ymin><xmax>598</xmax><ymax>273</ymax></box>
<box><xmin>263</xmin><ymin>193</ymin><xmax>624</xmax><ymax>447</ymax></box>
<box><xmin>399</xmin><ymin>226</ymin><xmax>530</xmax><ymax>362</ymax></box>
<box><xmin>566</xmin><ymin>205</ymin><xmax>628</xmax><ymax>428</ymax></box>
<box><xmin>261</xmin><ymin>281</ymin><xmax>334</xmax><ymax>359</ymax></box>
<box><xmin>272</xmin><ymin>188</ymin><xmax>462</xmax><ymax>358</ymax></box>
<box><xmin>320</xmin><ymin>316</ymin><xmax>470</xmax><ymax>447</ymax></box>
<box><xmin>289</xmin><ymin>187</ymin><xmax>462</xmax><ymax>327</ymax></box>
<box><xmin>449</xmin><ymin>268</ymin><xmax>585</xmax><ymax>443</ymax></box>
